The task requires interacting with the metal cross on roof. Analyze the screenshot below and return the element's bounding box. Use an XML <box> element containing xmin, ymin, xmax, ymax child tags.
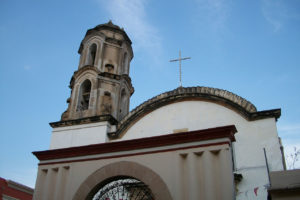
<box><xmin>170</xmin><ymin>50</ymin><xmax>191</xmax><ymax>87</ymax></box>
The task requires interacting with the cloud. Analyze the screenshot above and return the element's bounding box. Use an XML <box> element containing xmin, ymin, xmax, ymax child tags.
<box><xmin>99</xmin><ymin>0</ymin><xmax>162</xmax><ymax>58</ymax></box>
<box><xmin>278</xmin><ymin>123</ymin><xmax>300</xmax><ymax>140</ymax></box>
<box><xmin>262</xmin><ymin>0</ymin><xmax>285</xmax><ymax>32</ymax></box>
<box><xmin>262</xmin><ymin>0</ymin><xmax>300</xmax><ymax>32</ymax></box>
<box><xmin>194</xmin><ymin>0</ymin><xmax>232</xmax><ymax>32</ymax></box>
<box><xmin>278</xmin><ymin>123</ymin><xmax>300</xmax><ymax>169</ymax></box>
<box><xmin>279</xmin><ymin>124</ymin><xmax>300</xmax><ymax>133</ymax></box>
<box><xmin>24</xmin><ymin>65</ymin><xmax>32</xmax><ymax>71</ymax></box>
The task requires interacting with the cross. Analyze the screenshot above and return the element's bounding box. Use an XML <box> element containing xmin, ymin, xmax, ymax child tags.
<box><xmin>170</xmin><ymin>50</ymin><xmax>191</xmax><ymax>87</ymax></box>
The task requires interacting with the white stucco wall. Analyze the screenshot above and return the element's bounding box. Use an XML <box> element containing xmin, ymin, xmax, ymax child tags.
<box><xmin>117</xmin><ymin>100</ymin><xmax>284</xmax><ymax>200</ymax></box>
<box><xmin>50</xmin><ymin>122</ymin><xmax>110</xmax><ymax>149</ymax></box>
<box><xmin>48</xmin><ymin>100</ymin><xmax>283</xmax><ymax>199</ymax></box>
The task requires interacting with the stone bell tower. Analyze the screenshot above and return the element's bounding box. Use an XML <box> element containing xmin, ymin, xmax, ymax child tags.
<box><xmin>49</xmin><ymin>21</ymin><xmax>134</xmax><ymax>149</ymax></box>
<box><xmin>61</xmin><ymin>21</ymin><xmax>134</xmax><ymax>122</ymax></box>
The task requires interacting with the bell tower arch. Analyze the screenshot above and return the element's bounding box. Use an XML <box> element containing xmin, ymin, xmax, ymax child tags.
<box><xmin>61</xmin><ymin>21</ymin><xmax>134</xmax><ymax>122</ymax></box>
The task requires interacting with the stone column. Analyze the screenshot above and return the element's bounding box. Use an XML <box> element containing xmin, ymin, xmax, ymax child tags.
<box><xmin>43</xmin><ymin>167</ymin><xmax>58</xmax><ymax>200</ymax></box>
<box><xmin>33</xmin><ymin>169</ymin><xmax>47</xmax><ymax>200</ymax></box>
<box><xmin>194</xmin><ymin>151</ymin><xmax>205</xmax><ymax>200</ymax></box>
<box><xmin>219</xmin><ymin>148</ymin><xmax>235</xmax><ymax>199</ymax></box>
<box><xmin>203</xmin><ymin>151</ymin><xmax>216</xmax><ymax>200</ymax></box>
<box><xmin>54</xmin><ymin>166</ymin><xmax>70</xmax><ymax>200</ymax></box>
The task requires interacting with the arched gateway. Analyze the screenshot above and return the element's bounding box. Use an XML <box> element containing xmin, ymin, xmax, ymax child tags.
<box><xmin>90</xmin><ymin>177</ymin><xmax>153</xmax><ymax>200</ymax></box>
<box><xmin>32</xmin><ymin>21</ymin><xmax>284</xmax><ymax>200</ymax></box>
<box><xmin>74</xmin><ymin>161</ymin><xmax>172</xmax><ymax>200</ymax></box>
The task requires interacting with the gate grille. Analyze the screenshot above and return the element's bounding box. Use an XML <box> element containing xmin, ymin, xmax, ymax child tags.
<box><xmin>92</xmin><ymin>178</ymin><xmax>154</xmax><ymax>200</ymax></box>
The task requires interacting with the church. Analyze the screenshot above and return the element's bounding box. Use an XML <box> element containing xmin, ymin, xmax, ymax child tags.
<box><xmin>32</xmin><ymin>21</ymin><xmax>285</xmax><ymax>200</ymax></box>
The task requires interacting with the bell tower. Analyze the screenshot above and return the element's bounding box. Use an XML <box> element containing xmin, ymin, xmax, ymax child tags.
<box><xmin>61</xmin><ymin>21</ymin><xmax>134</xmax><ymax>122</ymax></box>
<box><xmin>49</xmin><ymin>21</ymin><xmax>134</xmax><ymax>149</ymax></box>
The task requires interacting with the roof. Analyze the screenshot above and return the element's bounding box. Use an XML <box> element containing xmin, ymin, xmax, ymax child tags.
<box><xmin>108</xmin><ymin>86</ymin><xmax>281</xmax><ymax>139</ymax></box>
<box><xmin>0</xmin><ymin>177</ymin><xmax>34</xmax><ymax>195</ymax></box>
<box><xmin>78</xmin><ymin>20</ymin><xmax>132</xmax><ymax>54</ymax></box>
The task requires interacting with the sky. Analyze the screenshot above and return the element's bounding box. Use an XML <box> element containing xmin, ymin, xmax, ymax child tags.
<box><xmin>0</xmin><ymin>0</ymin><xmax>300</xmax><ymax>188</ymax></box>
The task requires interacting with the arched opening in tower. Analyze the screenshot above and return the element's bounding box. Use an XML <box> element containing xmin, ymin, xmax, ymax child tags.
<box><xmin>88</xmin><ymin>43</ymin><xmax>97</xmax><ymax>66</ymax></box>
<box><xmin>77</xmin><ymin>79</ymin><xmax>92</xmax><ymax>111</ymax></box>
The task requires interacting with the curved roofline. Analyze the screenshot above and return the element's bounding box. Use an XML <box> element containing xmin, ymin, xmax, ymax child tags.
<box><xmin>78</xmin><ymin>21</ymin><xmax>132</xmax><ymax>54</ymax></box>
<box><xmin>108</xmin><ymin>86</ymin><xmax>281</xmax><ymax>139</ymax></box>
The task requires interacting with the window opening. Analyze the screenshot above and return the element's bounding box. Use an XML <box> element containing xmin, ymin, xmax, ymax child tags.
<box><xmin>77</xmin><ymin>79</ymin><xmax>91</xmax><ymax>111</ymax></box>
<box><xmin>89</xmin><ymin>43</ymin><xmax>97</xmax><ymax>66</ymax></box>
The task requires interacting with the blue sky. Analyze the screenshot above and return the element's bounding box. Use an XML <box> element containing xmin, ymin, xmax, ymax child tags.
<box><xmin>0</xmin><ymin>0</ymin><xmax>300</xmax><ymax>187</ymax></box>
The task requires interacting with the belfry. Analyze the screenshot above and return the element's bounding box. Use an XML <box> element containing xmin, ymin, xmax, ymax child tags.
<box><xmin>62</xmin><ymin>20</ymin><xmax>134</xmax><ymax>122</ymax></box>
<box><xmin>33</xmin><ymin>21</ymin><xmax>285</xmax><ymax>200</ymax></box>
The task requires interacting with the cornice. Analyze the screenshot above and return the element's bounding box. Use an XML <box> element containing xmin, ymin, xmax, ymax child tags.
<box><xmin>33</xmin><ymin>125</ymin><xmax>237</xmax><ymax>161</ymax></box>
<box><xmin>50</xmin><ymin>114</ymin><xmax>118</xmax><ymax>128</ymax></box>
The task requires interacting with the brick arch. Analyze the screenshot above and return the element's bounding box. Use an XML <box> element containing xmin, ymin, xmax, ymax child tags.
<box><xmin>73</xmin><ymin>161</ymin><xmax>173</xmax><ymax>200</ymax></box>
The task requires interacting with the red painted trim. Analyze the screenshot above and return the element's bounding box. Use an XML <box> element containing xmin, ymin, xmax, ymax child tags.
<box><xmin>33</xmin><ymin>125</ymin><xmax>237</xmax><ymax>161</ymax></box>
<box><xmin>38</xmin><ymin>141</ymin><xmax>230</xmax><ymax>166</ymax></box>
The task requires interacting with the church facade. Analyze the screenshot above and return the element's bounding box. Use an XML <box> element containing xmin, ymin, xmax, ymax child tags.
<box><xmin>33</xmin><ymin>21</ymin><xmax>285</xmax><ymax>200</ymax></box>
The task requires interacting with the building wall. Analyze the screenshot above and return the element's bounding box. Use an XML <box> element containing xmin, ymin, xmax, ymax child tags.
<box><xmin>117</xmin><ymin>100</ymin><xmax>284</xmax><ymax>200</ymax></box>
<box><xmin>48</xmin><ymin>99</ymin><xmax>284</xmax><ymax>199</ymax></box>
<box><xmin>50</xmin><ymin>122</ymin><xmax>110</xmax><ymax>149</ymax></box>
<box><xmin>268</xmin><ymin>169</ymin><xmax>300</xmax><ymax>200</ymax></box>
<box><xmin>34</xmin><ymin>142</ymin><xmax>234</xmax><ymax>200</ymax></box>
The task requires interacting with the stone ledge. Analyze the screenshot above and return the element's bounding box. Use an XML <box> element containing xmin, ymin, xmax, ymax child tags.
<box><xmin>99</xmin><ymin>72</ymin><xmax>134</xmax><ymax>94</ymax></box>
<box><xmin>99</xmin><ymin>72</ymin><xmax>121</xmax><ymax>80</ymax></box>
<box><xmin>50</xmin><ymin>114</ymin><xmax>118</xmax><ymax>128</ymax></box>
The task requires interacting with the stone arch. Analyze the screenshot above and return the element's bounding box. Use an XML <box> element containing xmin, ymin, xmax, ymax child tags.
<box><xmin>79</xmin><ymin>36</ymin><xmax>103</xmax><ymax>69</ymax></box>
<box><xmin>73</xmin><ymin>161</ymin><xmax>173</xmax><ymax>200</ymax></box>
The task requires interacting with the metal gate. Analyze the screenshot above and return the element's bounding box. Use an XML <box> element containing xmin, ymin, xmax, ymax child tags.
<box><xmin>92</xmin><ymin>178</ymin><xmax>154</xmax><ymax>200</ymax></box>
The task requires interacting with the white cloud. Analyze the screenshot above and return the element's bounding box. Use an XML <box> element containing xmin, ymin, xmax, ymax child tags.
<box><xmin>279</xmin><ymin>124</ymin><xmax>300</xmax><ymax>133</ymax></box>
<box><xmin>262</xmin><ymin>0</ymin><xmax>300</xmax><ymax>32</ymax></box>
<box><xmin>262</xmin><ymin>0</ymin><xmax>285</xmax><ymax>32</ymax></box>
<box><xmin>195</xmin><ymin>0</ymin><xmax>232</xmax><ymax>32</ymax></box>
<box><xmin>278</xmin><ymin>123</ymin><xmax>300</xmax><ymax>169</ymax></box>
<box><xmin>99</xmin><ymin>0</ymin><xmax>162</xmax><ymax>58</ymax></box>
<box><xmin>24</xmin><ymin>65</ymin><xmax>32</xmax><ymax>71</ymax></box>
